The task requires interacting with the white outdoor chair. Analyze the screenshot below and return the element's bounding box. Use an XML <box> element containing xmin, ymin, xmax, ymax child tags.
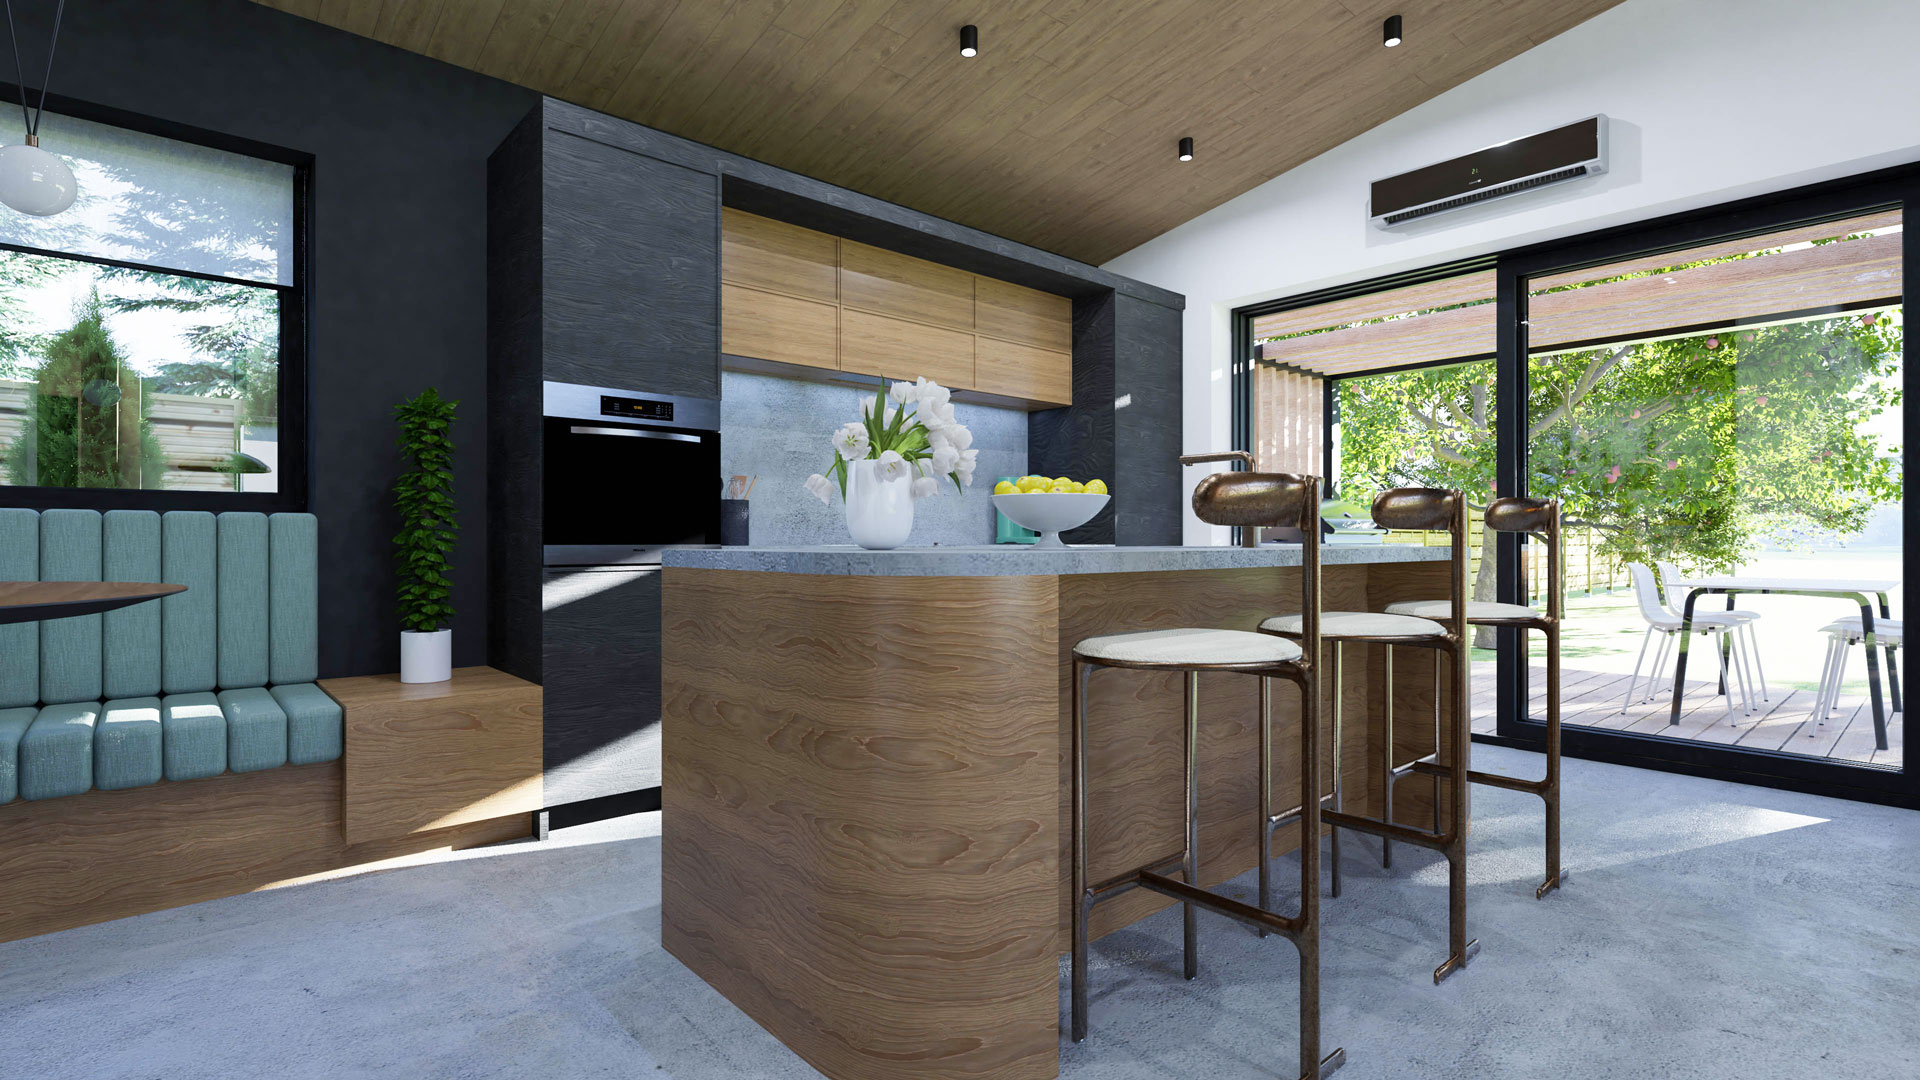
<box><xmin>1656</xmin><ymin>559</ymin><xmax>1768</xmax><ymax>703</ymax></box>
<box><xmin>1809</xmin><ymin>616</ymin><xmax>1905</xmax><ymax>736</ymax></box>
<box><xmin>1621</xmin><ymin>562</ymin><xmax>1754</xmax><ymax>719</ymax></box>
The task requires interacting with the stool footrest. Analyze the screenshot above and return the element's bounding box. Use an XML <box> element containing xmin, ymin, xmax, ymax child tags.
<box><xmin>1267</xmin><ymin>790</ymin><xmax>1338</xmax><ymax>827</ymax></box>
<box><xmin>1088</xmin><ymin>856</ymin><xmax>1186</xmax><ymax>905</ymax></box>
<box><xmin>1138</xmin><ymin>870</ymin><xmax>1306</xmax><ymax>939</ymax></box>
<box><xmin>1322</xmin><ymin>809</ymin><xmax>1449</xmax><ymax>853</ymax></box>
<box><xmin>1466</xmin><ymin>767</ymin><xmax>1548</xmax><ymax>796</ymax></box>
<box><xmin>1308</xmin><ymin>1047</ymin><xmax>1348</xmax><ymax>1080</ymax></box>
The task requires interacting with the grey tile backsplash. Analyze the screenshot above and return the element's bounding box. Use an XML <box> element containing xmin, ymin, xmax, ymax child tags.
<box><xmin>720</xmin><ymin>369</ymin><xmax>1028</xmax><ymax>546</ymax></box>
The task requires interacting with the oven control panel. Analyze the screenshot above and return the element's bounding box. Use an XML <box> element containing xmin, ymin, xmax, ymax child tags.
<box><xmin>601</xmin><ymin>395</ymin><xmax>674</xmax><ymax>423</ymax></box>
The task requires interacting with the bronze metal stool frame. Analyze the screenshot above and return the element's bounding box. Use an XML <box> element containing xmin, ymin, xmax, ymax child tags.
<box><xmin>1283</xmin><ymin>488</ymin><xmax>1479</xmax><ymax>985</ymax></box>
<box><xmin>1070</xmin><ymin>460</ymin><xmax>1343</xmax><ymax>1080</ymax></box>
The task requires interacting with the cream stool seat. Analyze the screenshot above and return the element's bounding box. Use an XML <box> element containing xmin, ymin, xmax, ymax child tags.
<box><xmin>1076</xmin><ymin>628</ymin><xmax>1302</xmax><ymax>667</ymax></box>
<box><xmin>1262</xmin><ymin>611</ymin><xmax>1444</xmax><ymax>639</ymax></box>
<box><xmin>1385</xmin><ymin>599</ymin><xmax>1541</xmax><ymax>624</ymax></box>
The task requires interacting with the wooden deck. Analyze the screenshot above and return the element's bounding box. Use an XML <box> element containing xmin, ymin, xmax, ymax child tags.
<box><xmin>1469</xmin><ymin>663</ymin><xmax>1904</xmax><ymax>770</ymax></box>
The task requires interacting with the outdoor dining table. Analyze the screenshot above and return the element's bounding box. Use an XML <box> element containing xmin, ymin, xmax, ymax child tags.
<box><xmin>1669</xmin><ymin>575</ymin><xmax>1901</xmax><ymax>751</ymax></box>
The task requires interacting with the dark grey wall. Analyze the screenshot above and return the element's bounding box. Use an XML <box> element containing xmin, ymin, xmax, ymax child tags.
<box><xmin>12</xmin><ymin>0</ymin><xmax>538</xmax><ymax>678</ymax></box>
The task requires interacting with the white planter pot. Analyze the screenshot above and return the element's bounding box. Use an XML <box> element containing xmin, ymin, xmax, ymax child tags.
<box><xmin>400</xmin><ymin>629</ymin><xmax>452</xmax><ymax>683</ymax></box>
<box><xmin>844</xmin><ymin>458</ymin><xmax>914</xmax><ymax>550</ymax></box>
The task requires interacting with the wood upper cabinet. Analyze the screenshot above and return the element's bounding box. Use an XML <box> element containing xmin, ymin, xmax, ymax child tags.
<box><xmin>975</xmin><ymin>277</ymin><xmax>1072</xmax><ymax>353</ymax></box>
<box><xmin>842</xmin><ymin>309</ymin><xmax>974</xmax><ymax>390</ymax></box>
<box><xmin>840</xmin><ymin>240</ymin><xmax>975</xmax><ymax>331</ymax></box>
<box><xmin>719</xmin><ymin>209</ymin><xmax>1072</xmax><ymax>406</ymax></box>
<box><xmin>721</xmin><ymin>208</ymin><xmax>838</xmax><ymax>302</ymax></box>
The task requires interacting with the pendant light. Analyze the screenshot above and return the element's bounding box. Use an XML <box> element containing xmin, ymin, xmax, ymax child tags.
<box><xmin>0</xmin><ymin>0</ymin><xmax>74</xmax><ymax>217</ymax></box>
<box><xmin>959</xmin><ymin>24</ymin><xmax>977</xmax><ymax>57</ymax></box>
<box><xmin>1382</xmin><ymin>14</ymin><xmax>1403</xmax><ymax>48</ymax></box>
<box><xmin>1177</xmin><ymin>137</ymin><xmax>1194</xmax><ymax>162</ymax></box>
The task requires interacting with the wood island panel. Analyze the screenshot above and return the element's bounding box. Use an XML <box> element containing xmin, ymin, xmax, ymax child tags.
<box><xmin>662</xmin><ymin>570</ymin><xmax>1061</xmax><ymax>1080</ymax></box>
<box><xmin>328</xmin><ymin>666</ymin><xmax>544</xmax><ymax>845</ymax></box>
<box><xmin>661</xmin><ymin>558</ymin><xmax>1454</xmax><ymax>1080</ymax></box>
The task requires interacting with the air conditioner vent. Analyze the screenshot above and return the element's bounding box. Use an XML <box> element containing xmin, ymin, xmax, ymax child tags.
<box><xmin>1381</xmin><ymin>165</ymin><xmax>1593</xmax><ymax>225</ymax></box>
<box><xmin>1370</xmin><ymin>116</ymin><xmax>1608</xmax><ymax>229</ymax></box>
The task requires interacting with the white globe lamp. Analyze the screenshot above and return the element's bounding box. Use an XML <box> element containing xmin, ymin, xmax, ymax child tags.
<box><xmin>0</xmin><ymin>135</ymin><xmax>74</xmax><ymax>216</ymax></box>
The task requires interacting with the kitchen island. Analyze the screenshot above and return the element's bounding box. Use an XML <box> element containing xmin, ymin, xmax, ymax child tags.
<box><xmin>660</xmin><ymin>543</ymin><xmax>1456</xmax><ymax>1080</ymax></box>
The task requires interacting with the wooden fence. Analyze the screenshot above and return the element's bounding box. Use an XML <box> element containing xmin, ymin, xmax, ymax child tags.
<box><xmin>1382</xmin><ymin>522</ymin><xmax>1625</xmax><ymax>602</ymax></box>
<box><xmin>0</xmin><ymin>377</ymin><xmax>244</xmax><ymax>491</ymax></box>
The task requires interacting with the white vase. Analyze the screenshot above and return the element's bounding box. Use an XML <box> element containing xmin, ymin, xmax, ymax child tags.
<box><xmin>844</xmin><ymin>458</ymin><xmax>914</xmax><ymax>550</ymax></box>
<box><xmin>400</xmin><ymin>629</ymin><xmax>453</xmax><ymax>683</ymax></box>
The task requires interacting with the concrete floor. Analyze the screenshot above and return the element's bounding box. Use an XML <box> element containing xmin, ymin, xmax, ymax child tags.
<box><xmin>2</xmin><ymin>745</ymin><xmax>1915</xmax><ymax>1080</ymax></box>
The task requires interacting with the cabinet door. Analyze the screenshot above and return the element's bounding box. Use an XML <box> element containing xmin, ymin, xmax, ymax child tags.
<box><xmin>975</xmin><ymin>276</ymin><xmax>1072</xmax><ymax>353</ymax></box>
<box><xmin>975</xmin><ymin>336</ymin><xmax>1072</xmax><ymax>406</ymax></box>
<box><xmin>841</xmin><ymin>309</ymin><xmax>974</xmax><ymax>389</ymax></box>
<box><xmin>721</xmin><ymin>208</ymin><xmax>838</xmax><ymax>302</ymax></box>
<box><xmin>543</xmin><ymin>134</ymin><xmax>719</xmax><ymax>397</ymax></box>
<box><xmin>840</xmin><ymin>240</ymin><xmax>974</xmax><ymax>331</ymax></box>
<box><xmin>542</xmin><ymin>568</ymin><xmax>661</xmax><ymax>805</ymax></box>
<box><xmin>722</xmin><ymin>283</ymin><xmax>839</xmax><ymax>370</ymax></box>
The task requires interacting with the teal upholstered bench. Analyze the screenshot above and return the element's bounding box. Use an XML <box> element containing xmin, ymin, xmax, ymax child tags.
<box><xmin>0</xmin><ymin>508</ymin><xmax>342</xmax><ymax>803</ymax></box>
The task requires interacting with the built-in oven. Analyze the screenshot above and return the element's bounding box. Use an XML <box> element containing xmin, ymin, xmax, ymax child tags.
<box><xmin>542</xmin><ymin>380</ymin><xmax>720</xmax><ymax>567</ymax></box>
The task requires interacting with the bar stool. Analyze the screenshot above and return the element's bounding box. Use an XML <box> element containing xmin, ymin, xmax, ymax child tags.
<box><xmin>1071</xmin><ymin>455</ymin><xmax>1342</xmax><ymax>1080</ymax></box>
<box><xmin>1384</xmin><ymin>497</ymin><xmax>1568</xmax><ymax>901</ymax></box>
<box><xmin>1264</xmin><ymin>487</ymin><xmax>1477</xmax><ymax>983</ymax></box>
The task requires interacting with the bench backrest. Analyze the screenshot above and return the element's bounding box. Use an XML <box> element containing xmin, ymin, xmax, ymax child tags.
<box><xmin>0</xmin><ymin>509</ymin><xmax>318</xmax><ymax>708</ymax></box>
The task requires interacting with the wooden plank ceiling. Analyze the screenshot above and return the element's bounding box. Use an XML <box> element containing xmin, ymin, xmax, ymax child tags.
<box><xmin>249</xmin><ymin>0</ymin><xmax>1629</xmax><ymax>264</ymax></box>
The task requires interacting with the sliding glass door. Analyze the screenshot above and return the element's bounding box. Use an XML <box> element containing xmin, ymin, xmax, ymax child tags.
<box><xmin>1496</xmin><ymin>175</ymin><xmax>1913</xmax><ymax>804</ymax></box>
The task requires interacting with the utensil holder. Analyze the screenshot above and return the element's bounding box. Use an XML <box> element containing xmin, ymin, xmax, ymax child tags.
<box><xmin>720</xmin><ymin>499</ymin><xmax>750</xmax><ymax>546</ymax></box>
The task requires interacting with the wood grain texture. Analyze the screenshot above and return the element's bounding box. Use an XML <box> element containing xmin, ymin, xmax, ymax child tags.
<box><xmin>247</xmin><ymin>0</ymin><xmax>1629</xmax><ymax>263</ymax></box>
<box><xmin>974</xmin><ymin>276</ymin><xmax>1072</xmax><ymax>353</ymax></box>
<box><xmin>974</xmin><ymin>336</ymin><xmax>1071</xmax><ymax>408</ymax></box>
<box><xmin>840</xmin><ymin>308</ymin><xmax>976</xmax><ymax>390</ymax></box>
<box><xmin>660</xmin><ymin>561</ymin><xmax>1446</xmax><ymax>1077</ymax></box>
<box><xmin>721</xmin><ymin>283</ymin><xmax>840</xmax><ymax>371</ymax></box>
<box><xmin>662</xmin><ymin>569</ymin><xmax>1061</xmax><ymax>1080</ymax></box>
<box><xmin>541</xmin><ymin>567</ymin><xmax>663</xmax><ymax>805</ymax></box>
<box><xmin>719</xmin><ymin>209</ymin><xmax>1076</xmax><ymax>404</ymax></box>
<box><xmin>721</xmin><ymin>207</ymin><xmax>840</xmax><ymax>302</ymax></box>
<box><xmin>541</xmin><ymin>129</ymin><xmax>720</xmax><ymax>397</ymax></box>
<box><xmin>0</xmin><ymin>760</ymin><xmax>531</xmax><ymax>945</ymax></box>
<box><xmin>328</xmin><ymin>666</ymin><xmax>543</xmax><ymax>844</ymax></box>
<box><xmin>840</xmin><ymin>238</ymin><xmax>975</xmax><ymax>330</ymax></box>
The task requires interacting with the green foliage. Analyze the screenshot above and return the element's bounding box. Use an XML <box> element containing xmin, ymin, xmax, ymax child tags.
<box><xmin>823</xmin><ymin>383</ymin><xmax>964</xmax><ymax>496</ymax></box>
<box><xmin>1333</xmin><ymin>311</ymin><xmax>1903</xmax><ymax>576</ymax></box>
<box><xmin>2</xmin><ymin>295</ymin><xmax>165</xmax><ymax>488</ymax></box>
<box><xmin>393</xmin><ymin>387</ymin><xmax>458</xmax><ymax>634</ymax></box>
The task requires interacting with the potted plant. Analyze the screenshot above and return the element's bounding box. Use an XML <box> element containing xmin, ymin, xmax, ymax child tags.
<box><xmin>393</xmin><ymin>387</ymin><xmax>457</xmax><ymax>683</ymax></box>
<box><xmin>802</xmin><ymin>378</ymin><xmax>978</xmax><ymax>549</ymax></box>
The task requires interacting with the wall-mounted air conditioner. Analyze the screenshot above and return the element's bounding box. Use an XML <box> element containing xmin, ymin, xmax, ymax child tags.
<box><xmin>1369</xmin><ymin>115</ymin><xmax>1608</xmax><ymax>229</ymax></box>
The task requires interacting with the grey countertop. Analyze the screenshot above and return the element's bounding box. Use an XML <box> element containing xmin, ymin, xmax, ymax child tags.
<box><xmin>662</xmin><ymin>542</ymin><xmax>1449</xmax><ymax>576</ymax></box>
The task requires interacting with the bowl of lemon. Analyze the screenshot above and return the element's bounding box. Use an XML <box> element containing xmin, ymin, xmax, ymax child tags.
<box><xmin>991</xmin><ymin>475</ymin><xmax>1110</xmax><ymax>548</ymax></box>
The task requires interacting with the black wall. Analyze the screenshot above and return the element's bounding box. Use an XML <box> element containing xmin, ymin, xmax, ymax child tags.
<box><xmin>9</xmin><ymin>0</ymin><xmax>537</xmax><ymax>678</ymax></box>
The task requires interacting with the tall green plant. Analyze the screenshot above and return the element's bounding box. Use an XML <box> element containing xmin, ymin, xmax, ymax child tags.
<box><xmin>393</xmin><ymin>388</ymin><xmax>457</xmax><ymax>634</ymax></box>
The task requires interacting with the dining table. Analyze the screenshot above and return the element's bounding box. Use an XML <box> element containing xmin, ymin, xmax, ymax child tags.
<box><xmin>0</xmin><ymin>581</ymin><xmax>187</xmax><ymax>625</ymax></box>
<box><xmin>1669</xmin><ymin>575</ymin><xmax>1901</xmax><ymax>751</ymax></box>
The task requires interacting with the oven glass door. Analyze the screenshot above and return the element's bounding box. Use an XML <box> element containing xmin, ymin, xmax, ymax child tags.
<box><xmin>543</xmin><ymin>418</ymin><xmax>720</xmax><ymax>560</ymax></box>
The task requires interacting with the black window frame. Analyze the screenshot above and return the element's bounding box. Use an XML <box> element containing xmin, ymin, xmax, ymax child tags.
<box><xmin>1234</xmin><ymin>161</ymin><xmax>1918</xmax><ymax>810</ymax></box>
<box><xmin>0</xmin><ymin>88</ymin><xmax>311</xmax><ymax>515</ymax></box>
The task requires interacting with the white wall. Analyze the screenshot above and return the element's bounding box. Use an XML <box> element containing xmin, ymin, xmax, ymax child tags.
<box><xmin>1103</xmin><ymin>0</ymin><xmax>1920</xmax><ymax>544</ymax></box>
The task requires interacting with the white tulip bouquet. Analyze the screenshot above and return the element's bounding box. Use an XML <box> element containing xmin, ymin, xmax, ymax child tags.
<box><xmin>803</xmin><ymin>377</ymin><xmax>978</xmax><ymax>504</ymax></box>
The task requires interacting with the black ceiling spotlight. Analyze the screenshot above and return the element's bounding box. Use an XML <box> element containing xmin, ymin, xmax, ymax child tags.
<box><xmin>1383</xmin><ymin>14</ymin><xmax>1403</xmax><ymax>47</ymax></box>
<box><xmin>1178</xmin><ymin>137</ymin><xmax>1194</xmax><ymax>162</ymax></box>
<box><xmin>960</xmin><ymin>24</ymin><xmax>978</xmax><ymax>57</ymax></box>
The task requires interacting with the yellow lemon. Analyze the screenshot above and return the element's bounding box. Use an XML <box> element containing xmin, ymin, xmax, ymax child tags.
<box><xmin>1068</xmin><ymin>481</ymin><xmax>1086</xmax><ymax>493</ymax></box>
<box><xmin>993</xmin><ymin>480</ymin><xmax>1016</xmax><ymax>495</ymax></box>
<box><xmin>1049</xmin><ymin>479</ymin><xmax>1075</xmax><ymax>493</ymax></box>
<box><xmin>1017</xmin><ymin>476</ymin><xmax>1044</xmax><ymax>493</ymax></box>
<box><xmin>1085</xmin><ymin>479</ymin><xmax>1108</xmax><ymax>495</ymax></box>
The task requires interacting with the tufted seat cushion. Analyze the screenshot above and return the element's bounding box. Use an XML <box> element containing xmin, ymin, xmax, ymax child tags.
<box><xmin>1386</xmin><ymin>599</ymin><xmax>1541</xmax><ymax>623</ymax></box>
<box><xmin>1261</xmin><ymin>611</ymin><xmax>1445</xmax><ymax>640</ymax></box>
<box><xmin>0</xmin><ymin>708</ymin><xmax>33</xmax><ymax>803</ymax></box>
<box><xmin>94</xmin><ymin>698</ymin><xmax>164</xmax><ymax>791</ymax></box>
<box><xmin>19</xmin><ymin>703</ymin><xmax>99</xmax><ymax>800</ymax></box>
<box><xmin>1075</xmin><ymin>628</ymin><xmax>1303</xmax><ymax>667</ymax></box>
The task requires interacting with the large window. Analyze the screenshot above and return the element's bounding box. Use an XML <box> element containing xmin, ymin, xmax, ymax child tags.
<box><xmin>0</xmin><ymin>107</ymin><xmax>299</xmax><ymax>499</ymax></box>
<box><xmin>1236</xmin><ymin>164</ymin><xmax>1918</xmax><ymax>807</ymax></box>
